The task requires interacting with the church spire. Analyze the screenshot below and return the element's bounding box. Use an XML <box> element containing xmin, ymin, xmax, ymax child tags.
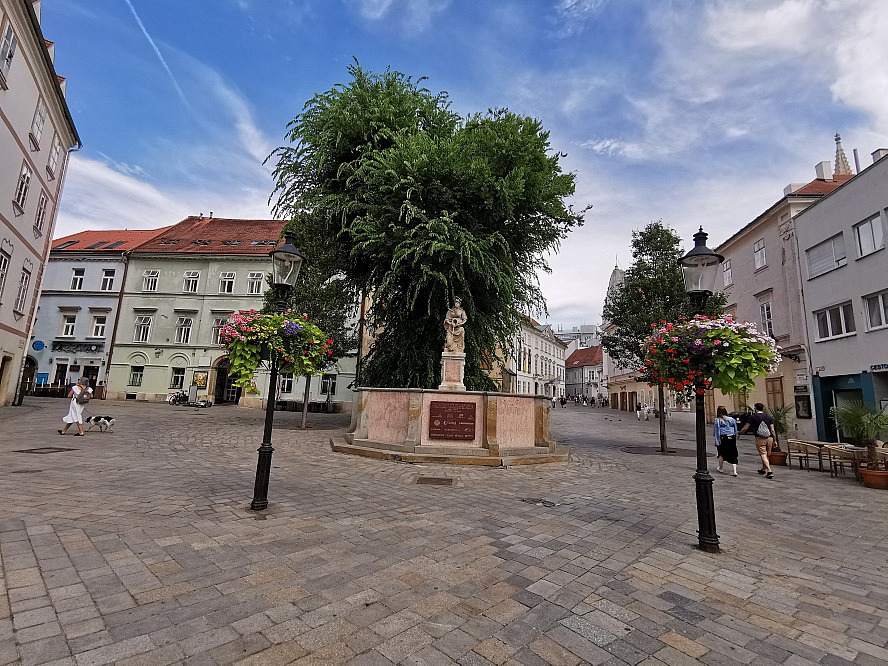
<box><xmin>834</xmin><ymin>132</ymin><xmax>852</xmax><ymax>176</ymax></box>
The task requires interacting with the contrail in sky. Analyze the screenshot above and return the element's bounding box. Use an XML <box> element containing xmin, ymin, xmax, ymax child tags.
<box><xmin>123</xmin><ymin>0</ymin><xmax>190</xmax><ymax>109</ymax></box>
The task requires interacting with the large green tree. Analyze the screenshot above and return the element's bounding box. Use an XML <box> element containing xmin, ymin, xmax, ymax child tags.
<box><xmin>601</xmin><ymin>221</ymin><xmax>725</xmax><ymax>452</ymax></box>
<box><xmin>268</xmin><ymin>62</ymin><xmax>586</xmax><ymax>389</ymax></box>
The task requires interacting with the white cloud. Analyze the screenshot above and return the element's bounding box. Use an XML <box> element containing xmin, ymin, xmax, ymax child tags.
<box><xmin>352</xmin><ymin>0</ymin><xmax>451</xmax><ymax>31</ymax></box>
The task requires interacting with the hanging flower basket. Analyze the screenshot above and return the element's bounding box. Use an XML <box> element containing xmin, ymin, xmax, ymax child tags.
<box><xmin>219</xmin><ymin>309</ymin><xmax>333</xmax><ymax>387</ymax></box>
<box><xmin>643</xmin><ymin>315</ymin><xmax>780</xmax><ymax>397</ymax></box>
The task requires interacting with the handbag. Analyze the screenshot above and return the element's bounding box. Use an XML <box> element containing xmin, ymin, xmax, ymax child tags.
<box><xmin>755</xmin><ymin>419</ymin><xmax>771</xmax><ymax>438</ymax></box>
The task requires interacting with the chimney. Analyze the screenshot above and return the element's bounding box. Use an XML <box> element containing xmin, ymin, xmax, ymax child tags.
<box><xmin>814</xmin><ymin>161</ymin><xmax>832</xmax><ymax>181</ymax></box>
<box><xmin>872</xmin><ymin>149</ymin><xmax>888</xmax><ymax>163</ymax></box>
<box><xmin>783</xmin><ymin>183</ymin><xmax>805</xmax><ymax>195</ymax></box>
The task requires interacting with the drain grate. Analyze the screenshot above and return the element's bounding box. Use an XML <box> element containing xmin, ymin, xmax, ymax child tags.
<box><xmin>416</xmin><ymin>476</ymin><xmax>454</xmax><ymax>486</ymax></box>
<box><xmin>13</xmin><ymin>447</ymin><xmax>78</xmax><ymax>455</ymax></box>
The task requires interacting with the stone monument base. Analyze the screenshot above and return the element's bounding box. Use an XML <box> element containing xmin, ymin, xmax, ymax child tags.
<box><xmin>331</xmin><ymin>387</ymin><xmax>570</xmax><ymax>466</ymax></box>
<box><xmin>438</xmin><ymin>352</ymin><xmax>466</xmax><ymax>391</ymax></box>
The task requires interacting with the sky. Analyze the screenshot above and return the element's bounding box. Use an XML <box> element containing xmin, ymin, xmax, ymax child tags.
<box><xmin>42</xmin><ymin>0</ymin><xmax>888</xmax><ymax>329</ymax></box>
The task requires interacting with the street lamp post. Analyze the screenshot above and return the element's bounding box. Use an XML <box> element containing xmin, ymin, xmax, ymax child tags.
<box><xmin>251</xmin><ymin>233</ymin><xmax>306</xmax><ymax>512</ymax></box>
<box><xmin>678</xmin><ymin>226</ymin><xmax>724</xmax><ymax>553</ymax></box>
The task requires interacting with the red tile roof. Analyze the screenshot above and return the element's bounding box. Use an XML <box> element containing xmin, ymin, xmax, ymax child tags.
<box><xmin>52</xmin><ymin>228</ymin><xmax>169</xmax><ymax>252</ymax></box>
<box><xmin>791</xmin><ymin>174</ymin><xmax>854</xmax><ymax>195</ymax></box>
<box><xmin>131</xmin><ymin>216</ymin><xmax>287</xmax><ymax>255</ymax></box>
<box><xmin>566</xmin><ymin>345</ymin><xmax>602</xmax><ymax>367</ymax></box>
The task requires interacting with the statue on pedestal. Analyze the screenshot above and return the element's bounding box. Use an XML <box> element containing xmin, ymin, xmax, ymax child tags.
<box><xmin>443</xmin><ymin>298</ymin><xmax>467</xmax><ymax>353</ymax></box>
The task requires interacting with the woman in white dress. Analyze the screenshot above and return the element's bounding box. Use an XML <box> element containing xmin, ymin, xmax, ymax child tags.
<box><xmin>58</xmin><ymin>377</ymin><xmax>92</xmax><ymax>436</ymax></box>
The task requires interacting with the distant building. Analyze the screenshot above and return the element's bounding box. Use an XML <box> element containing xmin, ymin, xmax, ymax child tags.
<box><xmin>0</xmin><ymin>0</ymin><xmax>80</xmax><ymax>405</ymax></box>
<box><xmin>564</xmin><ymin>345</ymin><xmax>603</xmax><ymax>399</ymax></box>
<box><xmin>554</xmin><ymin>323</ymin><xmax>601</xmax><ymax>348</ymax></box>
<box><xmin>498</xmin><ymin>317</ymin><xmax>567</xmax><ymax>397</ymax></box>
<box><xmin>28</xmin><ymin>229</ymin><xmax>165</xmax><ymax>394</ymax></box>
<box><xmin>794</xmin><ymin>148</ymin><xmax>888</xmax><ymax>441</ymax></box>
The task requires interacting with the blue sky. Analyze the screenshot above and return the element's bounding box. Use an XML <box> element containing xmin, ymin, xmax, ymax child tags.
<box><xmin>43</xmin><ymin>0</ymin><xmax>888</xmax><ymax>328</ymax></box>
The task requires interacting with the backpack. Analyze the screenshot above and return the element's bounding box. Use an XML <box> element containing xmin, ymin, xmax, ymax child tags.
<box><xmin>755</xmin><ymin>419</ymin><xmax>771</xmax><ymax>438</ymax></box>
<box><xmin>75</xmin><ymin>389</ymin><xmax>91</xmax><ymax>405</ymax></box>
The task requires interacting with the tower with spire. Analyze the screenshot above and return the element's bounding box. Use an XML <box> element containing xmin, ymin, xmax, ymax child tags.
<box><xmin>834</xmin><ymin>133</ymin><xmax>853</xmax><ymax>176</ymax></box>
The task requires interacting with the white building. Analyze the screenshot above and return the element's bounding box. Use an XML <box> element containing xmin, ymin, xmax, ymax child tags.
<box><xmin>501</xmin><ymin>317</ymin><xmax>567</xmax><ymax>397</ymax></box>
<box><xmin>27</xmin><ymin>229</ymin><xmax>163</xmax><ymax>395</ymax></box>
<box><xmin>0</xmin><ymin>0</ymin><xmax>80</xmax><ymax>404</ymax></box>
<box><xmin>794</xmin><ymin>149</ymin><xmax>888</xmax><ymax>441</ymax></box>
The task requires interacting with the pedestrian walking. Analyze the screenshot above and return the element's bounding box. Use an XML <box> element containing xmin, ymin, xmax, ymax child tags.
<box><xmin>560</xmin><ymin>396</ymin><xmax>566</xmax><ymax>408</ymax></box>
<box><xmin>713</xmin><ymin>406</ymin><xmax>739</xmax><ymax>476</ymax></box>
<box><xmin>551</xmin><ymin>396</ymin><xmax>557</xmax><ymax>409</ymax></box>
<box><xmin>636</xmin><ymin>404</ymin><xmax>642</xmax><ymax>420</ymax></box>
<box><xmin>644</xmin><ymin>405</ymin><xmax>650</xmax><ymax>421</ymax></box>
<box><xmin>58</xmin><ymin>377</ymin><xmax>92</xmax><ymax>436</ymax></box>
<box><xmin>739</xmin><ymin>402</ymin><xmax>776</xmax><ymax>478</ymax></box>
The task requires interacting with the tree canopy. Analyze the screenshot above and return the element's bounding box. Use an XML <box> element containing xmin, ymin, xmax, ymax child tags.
<box><xmin>268</xmin><ymin>62</ymin><xmax>587</xmax><ymax>389</ymax></box>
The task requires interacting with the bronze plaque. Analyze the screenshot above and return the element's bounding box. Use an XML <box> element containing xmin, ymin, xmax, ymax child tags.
<box><xmin>428</xmin><ymin>400</ymin><xmax>476</xmax><ymax>440</ymax></box>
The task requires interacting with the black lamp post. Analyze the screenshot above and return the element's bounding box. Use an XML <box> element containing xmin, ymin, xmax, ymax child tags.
<box><xmin>250</xmin><ymin>233</ymin><xmax>306</xmax><ymax>511</ymax></box>
<box><xmin>678</xmin><ymin>226</ymin><xmax>724</xmax><ymax>553</ymax></box>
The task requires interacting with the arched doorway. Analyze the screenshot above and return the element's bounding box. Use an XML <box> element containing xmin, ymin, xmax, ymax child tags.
<box><xmin>214</xmin><ymin>358</ymin><xmax>241</xmax><ymax>404</ymax></box>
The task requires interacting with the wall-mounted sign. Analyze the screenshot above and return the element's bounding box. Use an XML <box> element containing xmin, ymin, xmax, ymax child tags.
<box><xmin>871</xmin><ymin>363</ymin><xmax>888</xmax><ymax>372</ymax></box>
<box><xmin>32</xmin><ymin>340</ymin><xmax>45</xmax><ymax>351</ymax></box>
<box><xmin>192</xmin><ymin>371</ymin><xmax>208</xmax><ymax>388</ymax></box>
<box><xmin>794</xmin><ymin>395</ymin><xmax>812</xmax><ymax>419</ymax></box>
<box><xmin>794</xmin><ymin>385</ymin><xmax>809</xmax><ymax>394</ymax></box>
<box><xmin>795</xmin><ymin>372</ymin><xmax>807</xmax><ymax>383</ymax></box>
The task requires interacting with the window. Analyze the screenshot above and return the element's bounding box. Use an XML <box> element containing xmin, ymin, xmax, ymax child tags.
<box><xmin>814</xmin><ymin>302</ymin><xmax>856</xmax><ymax>340</ymax></box>
<box><xmin>864</xmin><ymin>290</ymin><xmax>888</xmax><ymax>330</ymax></box>
<box><xmin>70</xmin><ymin>268</ymin><xmax>84</xmax><ymax>290</ymax></box>
<box><xmin>0</xmin><ymin>22</ymin><xmax>17</xmax><ymax>87</ymax></box>
<box><xmin>212</xmin><ymin>318</ymin><xmax>227</xmax><ymax>345</ymax></box>
<box><xmin>170</xmin><ymin>368</ymin><xmax>185</xmax><ymax>389</ymax></box>
<box><xmin>280</xmin><ymin>373</ymin><xmax>294</xmax><ymax>394</ymax></box>
<box><xmin>47</xmin><ymin>135</ymin><xmax>62</xmax><ymax>177</ymax></box>
<box><xmin>247</xmin><ymin>271</ymin><xmax>263</xmax><ymax>295</ymax></box>
<box><xmin>34</xmin><ymin>192</ymin><xmax>48</xmax><ymax>235</ymax></box>
<box><xmin>30</xmin><ymin>100</ymin><xmax>47</xmax><ymax>149</ymax></box>
<box><xmin>61</xmin><ymin>314</ymin><xmax>76</xmax><ymax>337</ymax></box>
<box><xmin>760</xmin><ymin>301</ymin><xmax>774</xmax><ymax>337</ymax></box>
<box><xmin>0</xmin><ymin>250</ymin><xmax>9</xmax><ymax>297</ymax></box>
<box><xmin>129</xmin><ymin>366</ymin><xmax>144</xmax><ymax>386</ymax></box>
<box><xmin>806</xmin><ymin>233</ymin><xmax>847</xmax><ymax>278</ymax></box>
<box><xmin>854</xmin><ymin>214</ymin><xmax>884</xmax><ymax>258</ymax></box>
<box><xmin>101</xmin><ymin>269</ymin><xmax>115</xmax><ymax>291</ymax></box>
<box><xmin>13</xmin><ymin>161</ymin><xmax>32</xmax><ymax>213</ymax></box>
<box><xmin>133</xmin><ymin>315</ymin><xmax>152</xmax><ymax>342</ymax></box>
<box><xmin>722</xmin><ymin>260</ymin><xmax>733</xmax><ymax>287</ymax></box>
<box><xmin>14</xmin><ymin>268</ymin><xmax>30</xmax><ymax>313</ymax></box>
<box><xmin>175</xmin><ymin>317</ymin><xmax>193</xmax><ymax>344</ymax></box>
<box><xmin>91</xmin><ymin>315</ymin><xmax>107</xmax><ymax>338</ymax></box>
<box><xmin>321</xmin><ymin>374</ymin><xmax>337</xmax><ymax>396</ymax></box>
<box><xmin>182</xmin><ymin>270</ymin><xmax>200</xmax><ymax>293</ymax></box>
<box><xmin>753</xmin><ymin>238</ymin><xmax>766</xmax><ymax>269</ymax></box>
<box><xmin>142</xmin><ymin>269</ymin><xmax>159</xmax><ymax>292</ymax></box>
<box><xmin>219</xmin><ymin>272</ymin><xmax>235</xmax><ymax>293</ymax></box>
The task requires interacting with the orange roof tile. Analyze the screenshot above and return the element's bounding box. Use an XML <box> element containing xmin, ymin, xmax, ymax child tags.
<box><xmin>132</xmin><ymin>216</ymin><xmax>287</xmax><ymax>255</ymax></box>
<box><xmin>566</xmin><ymin>346</ymin><xmax>602</xmax><ymax>367</ymax></box>
<box><xmin>52</xmin><ymin>228</ymin><xmax>169</xmax><ymax>252</ymax></box>
<box><xmin>791</xmin><ymin>173</ymin><xmax>853</xmax><ymax>196</ymax></box>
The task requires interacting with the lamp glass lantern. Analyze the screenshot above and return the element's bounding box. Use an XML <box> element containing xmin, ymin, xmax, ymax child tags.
<box><xmin>270</xmin><ymin>233</ymin><xmax>306</xmax><ymax>288</ymax></box>
<box><xmin>679</xmin><ymin>227</ymin><xmax>724</xmax><ymax>298</ymax></box>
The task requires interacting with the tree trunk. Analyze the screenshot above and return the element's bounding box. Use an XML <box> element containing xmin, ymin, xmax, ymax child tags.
<box><xmin>658</xmin><ymin>384</ymin><xmax>668</xmax><ymax>454</ymax></box>
<box><xmin>300</xmin><ymin>374</ymin><xmax>311</xmax><ymax>430</ymax></box>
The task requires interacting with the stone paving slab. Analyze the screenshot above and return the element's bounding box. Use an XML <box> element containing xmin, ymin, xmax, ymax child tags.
<box><xmin>0</xmin><ymin>398</ymin><xmax>886</xmax><ymax>665</ymax></box>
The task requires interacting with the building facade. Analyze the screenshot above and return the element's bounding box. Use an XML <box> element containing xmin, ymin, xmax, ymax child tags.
<box><xmin>712</xmin><ymin>141</ymin><xmax>853</xmax><ymax>437</ymax></box>
<box><xmin>564</xmin><ymin>345</ymin><xmax>603</xmax><ymax>400</ymax></box>
<box><xmin>499</xmin><ymin>318</ymin><xmax>567</xmax><ymax>397</ymax></box>
<box><xmin>28</xmin><ymin>229</ymin><xmax>163</xmax><ymax>394</ymax></box>
<box><xmin>0</xmin><ymin>0</ymin><xmax>80</xmax><ymax>404</ymax></box>
<box><xmin>794</xmin><ymin>149</ymin><xmax>888</xmax><ymax>441</ymax></box>
<box><xmin>554</xmin><ymin>323</ymin><xmax>601</xmax><ymax>348</ymax></box>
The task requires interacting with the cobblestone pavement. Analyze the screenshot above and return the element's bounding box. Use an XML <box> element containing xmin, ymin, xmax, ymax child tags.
<box><xmin>0</xmin><ymin>398</ymin><xmax>886</xmax><ymax>665</ymax></box>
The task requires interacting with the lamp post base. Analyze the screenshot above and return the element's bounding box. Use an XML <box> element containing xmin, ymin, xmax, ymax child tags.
<box><xmin>693</xmin><ymin>469</ymin><xmax>720</xmax><ymax>552</ymax></box>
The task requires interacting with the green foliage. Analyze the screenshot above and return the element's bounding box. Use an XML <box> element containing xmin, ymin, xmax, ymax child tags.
<box><xmin>219</xmin><ymin>311</ymin><xmax>331</xmax><ymax>387</ymax></box>
<box><xmin>601</xmin><ymin>221</ymin><xmax>725</xmax><ymax>375</ymax></box>
<box><xmin>764</xmin><ymin>404</ymin><xmax>794</xmax><ymax>437</ymax></box>
<box><xmin>268</xmin><ymin>62</ymin><xmax>586</xmax><ymax>389</ymax></box>
<box><xmin>830</xmin><ymin>400</ymin><xmax>888</xmax><ymax>468</ymax></box>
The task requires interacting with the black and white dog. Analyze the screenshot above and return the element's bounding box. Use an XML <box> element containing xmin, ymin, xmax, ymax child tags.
<box><xmin>84</xmin><ymin>416</ymin><xmax>115</xmax><ymax>432</ymax></box>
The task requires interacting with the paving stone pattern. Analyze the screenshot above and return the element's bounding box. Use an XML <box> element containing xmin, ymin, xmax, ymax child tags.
<box><xmin>0</xmin><ymin>398</ymin><xmax>886</xmax><ymax>665</ymax></box>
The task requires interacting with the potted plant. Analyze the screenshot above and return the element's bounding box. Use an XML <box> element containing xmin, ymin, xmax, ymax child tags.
<box><xmin>830</xmin><ymin>400</ymin><xmax>888</xmax><ymax>489</ymax></box>
<box><xmin>765</xmin><ymin>404</ymin><xmax>794</xmax><ymax>465</ymax></box>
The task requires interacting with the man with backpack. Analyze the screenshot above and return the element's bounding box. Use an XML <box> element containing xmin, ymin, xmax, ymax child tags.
<box><xmin>739</xmin><ymin>403</ymin><xmax>776</xmax><ymax>478</ymax></box>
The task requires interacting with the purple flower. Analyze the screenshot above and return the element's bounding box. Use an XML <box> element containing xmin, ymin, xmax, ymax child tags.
<box><xmin>283</xmin><ymin>320</ymin><xmax>303</xmax><ymax>337</ymax></box>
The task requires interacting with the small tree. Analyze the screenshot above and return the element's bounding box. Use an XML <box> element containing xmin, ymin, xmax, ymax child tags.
<box><xmin>830</xmin><ymin>401</ymin><xmax>888</xmax><ymax>470</ymax></box>
<box><xmin>602</xmin><ymin>221</ymin><xmax>724</xmax><ymax>452</ymax></box>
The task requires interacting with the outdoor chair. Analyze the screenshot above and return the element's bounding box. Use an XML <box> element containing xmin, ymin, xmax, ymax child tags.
<box><xmin>785</xmin><ymin>439</ymin><xmax>810</xmax><ymax>471</ymax></box>
<box><xmin>803</xmin><ymin>442</ymin><xmax>827</xmax><ymax>472</ymax></box>
<box><xmin>823</xmin><ymin>445</ymin><xmax>863</xmax><ymax>481</ymax></box>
